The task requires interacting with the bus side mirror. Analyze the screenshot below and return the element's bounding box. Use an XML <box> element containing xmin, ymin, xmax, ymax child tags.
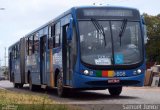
<box><xmin>141</xmin><ymin>16</ymin><xmax>145</xmax><ymax>25</ymax></box>
<box><xmin>67</xmin><ymin>18</ymin><xmax>73</xmax><ymax>41</ymax></box>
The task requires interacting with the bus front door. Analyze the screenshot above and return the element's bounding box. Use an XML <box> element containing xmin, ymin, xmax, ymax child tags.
<box><xmin>40</xmin><ymin>35</ymin><xmax>47</xmax><ymax>84</ymax></box>
<box><xmin>63</xmin><ymin>25</ymin><xmax>72</xmax><ymax>86</ymax></box>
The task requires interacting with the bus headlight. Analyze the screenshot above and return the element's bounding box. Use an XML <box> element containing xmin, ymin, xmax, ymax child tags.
<box><xmin>82</xmin><ymin>70</ymin><xmax>94</xmax><ymax>76</ymax></box>
<box><xmin>84</xmin><ymin>70</ymin><xmax>89</xmax><ymax>75</ymax></box>
<box><xmin>137</xmin><ymin>69</ymin><xmax>142</xmax><ymax>74</ymax></box>
<box><xmin>133</xmin><ymin>69</ymin><xmax>142</xmax><ymax>75</ymax></box>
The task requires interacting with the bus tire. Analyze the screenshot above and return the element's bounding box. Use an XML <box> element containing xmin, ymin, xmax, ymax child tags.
<box><xmin>18</xmin><ymin>84</ymin><xmax>23</xmax><ymax>88</ymax></box>
<box><xmin>56</xmin><ymin>73</ymin><xmax>65</xmax><ymax>97</ymax></box>
<box><xmin>108</xmin><ymin>86</ymin><xmax>122</xmax><ymax>96</ymax></box>
<box><xmin>13</xmin><ymin>82</ymin><xmax>18</xmax><ymax>88</ymax></box>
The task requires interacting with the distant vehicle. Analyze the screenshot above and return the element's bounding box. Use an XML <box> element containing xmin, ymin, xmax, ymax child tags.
<box><xmin>8</xmin><ymin>6</ymin><xmax>146</xmax><ymax>97</ymax></box>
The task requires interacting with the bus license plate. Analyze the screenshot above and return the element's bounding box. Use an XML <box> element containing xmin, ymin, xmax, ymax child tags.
<box><xmin>108</xmin><ymin>79</ymin><xmax>120</xmax><ymax>83</ymax></box>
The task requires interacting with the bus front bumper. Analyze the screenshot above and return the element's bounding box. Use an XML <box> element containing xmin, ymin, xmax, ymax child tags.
<box><xmin>72</xmin><ymin>72</ymin><xmax>145</xmax><ymax>89</ymax></box>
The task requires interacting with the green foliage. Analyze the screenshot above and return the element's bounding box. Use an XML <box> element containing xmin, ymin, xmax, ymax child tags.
<box><xmin>143</xmin><ymin>13</ymin><xmax>160</xmax><ymax>63</ymax></box>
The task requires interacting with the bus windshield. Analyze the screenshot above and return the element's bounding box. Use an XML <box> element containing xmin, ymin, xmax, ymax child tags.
<box><xmin>79</xmin><ymin>20</ymin><xmax>142</xmax><ymax>66</ymax></box>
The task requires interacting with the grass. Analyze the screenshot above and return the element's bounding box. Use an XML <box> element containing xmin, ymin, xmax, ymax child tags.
<box><xmin>0</xmin><ymin>89</ymin><xmax>79</xmax><ymax>110</ymax></box>
<box><xmin>0</xmin><ymin>89</ymin><xmax>55</xmax><ymax>104</ymax></box>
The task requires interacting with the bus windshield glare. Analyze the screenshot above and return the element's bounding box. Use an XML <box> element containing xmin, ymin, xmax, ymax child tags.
<box><xmin>79</xmin><ymin>20</ymin><xmax>142</xmax><ymax>66</ymax></box>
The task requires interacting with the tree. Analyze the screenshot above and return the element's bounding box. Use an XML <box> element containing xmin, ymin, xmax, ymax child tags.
<box><xmin>143</xmin><ymin>13</ymin><xmax>160</xmax><ymax>63</ymax></box>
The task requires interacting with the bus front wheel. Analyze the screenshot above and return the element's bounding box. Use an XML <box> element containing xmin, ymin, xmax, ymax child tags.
<box><xmin>56</xmin><ymin>73</ymin><xmax>65</xmax><ymax>97</ymax></box>
<box><xmin>108</xmin><ymin>86</ymin><xmax>122</xmax><ymax>96</ymax></box>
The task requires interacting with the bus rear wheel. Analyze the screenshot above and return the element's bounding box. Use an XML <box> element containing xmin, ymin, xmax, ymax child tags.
<box><xmin>108</xmin><ymin>86</ymin><xmax>122</xmax><ymax>96</ymax></box>
<box><xmin>18</xmin><ymin>84</ymin><xmax>23</xmax><ymax>88</ymax></box>
<box><xmin>57</xmin><ymin>73</ymin><xmax>65</xmax><ymax>97</ymax></box>
<box><xmin>13</xmin><ymin>82</ymin><xmax>19</xmax><ymax>88</ymax></box>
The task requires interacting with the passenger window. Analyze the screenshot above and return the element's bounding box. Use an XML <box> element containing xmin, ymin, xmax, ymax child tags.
<box><xmin>15</xmin><ymin>45</ymin><xmax>17</xmax><ymax>59</ymax></box>
<box><xmin>48</xmin><ymin>22</ymin><xmax>60</xmax><ymax>49</ymax></box>
<box><xmin>14</xmin><ymin>47</ymin><xmax>16</xmax><ymax>59</ymax></box>
<box><xmin>28</xmin><ymin>36</ymin><xmax>33</xmax><ymax>55</ymax></box>
<box><xmin>26</xmin><ymin>38</ymin><xmax>29</xmax><ymax>55</ymax></box>
<box><xmin>16</xmin><ymin>44</ymin><xmax>19</xmax><ymax>58</ymax></box>
<box><xmin>48</xmin><ymin>24</ymin><xmax>55</xmax><ymax>49</ymax></box>
<box><xmin>13</xmin><ymin>44</ymin><xmax>19</xmax><ymax>59</ymax></box>
<box><xmin>12</xmin><ymin>48</ymin><xmax>14</xmax><ymax>59</ymax></box>
<box><xmin>55</xmin><ymin>22</ymin><xmax>60</xmax><ymax>47</ymax></box>
<box><xmin>33</xmin><ymin>33</ymin><xmax>39</xmax><ymax>53</ymax></box>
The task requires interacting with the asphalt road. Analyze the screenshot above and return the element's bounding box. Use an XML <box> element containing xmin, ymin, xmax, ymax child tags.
<box><xmin>0</xmin><ymin>80</ymin><xmax>160</xmax><ymax>109</ymax></box>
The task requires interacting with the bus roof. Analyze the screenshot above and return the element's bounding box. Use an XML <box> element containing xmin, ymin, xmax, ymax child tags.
<box><xmin>23</xmin><ymin>6</ymin><xmax>139</xmax><ymax>38</ymax></box>
<box><xmin>73</xmin><ymin>6</ymin><xmax>138</xmax><ymax>11</ymax></box>
<box><xmin>9</xmin><ymin>6</ymin><xmax>140</xmax><ymax>48</ymax></box>
<box><xmin>8</xmin><ymin>40</ymin><xmax>20</xmax><ymax>50</ymax></box>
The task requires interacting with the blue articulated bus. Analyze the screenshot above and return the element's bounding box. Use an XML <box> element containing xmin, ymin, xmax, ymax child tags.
<box><xmin>8</xmin><ymin>6</ymin><xmax>146</xmax><ymax>97</ymax></box>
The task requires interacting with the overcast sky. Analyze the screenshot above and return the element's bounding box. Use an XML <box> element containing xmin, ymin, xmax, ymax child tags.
<box><xmin>0</xmin><ymin>0</ymin><xmax>159</xmax><ymax>66</ymax></box>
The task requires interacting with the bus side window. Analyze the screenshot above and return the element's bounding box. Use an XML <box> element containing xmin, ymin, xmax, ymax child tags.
<box><xmin>28</xmin><ymin>36</ymin><xmax>33</xmax><ymax>55</ymax></box>
<box><xmin>14</xmin><ymin>44</ymin><xmax>18</xmax><ymax>59</ymax></box>
<box><xmin>48</xmin><ymin>24</ymin><xmax>55</xmax><ymax>49</ymax></box>
<box><xmin>15</xmin><ymin>45</ymin><xmax>18</xmax><ymax>59</ymax></box>
<box><xmin>26</xmin><ymin>38</ymin><xmax>29</xmax><ymax>55</ymax></box>
<box><xmin>33</xmin><ymin>33</ymin><xmax>39</xmax><ymax>53</ymax></box>
<box><xmin>55</xmin><ymin>22</ymin><xmax>60</xmax><ymax>47</ymax></box>
<box><xmin>32</xmin><ymin>35</ymin><xmax>35</xmax><ymax>53</ymax></box>
<box><xmin>13</xmin><ymin>46</ymin><xmax>16</xmax><ymax>59</ymax></box>
<box><xmin>11</xmin><ymin>48</ymin><xmax>14</xmax><ymax>59</ymax></box>
<box><xmin>17</xmin><ymin>44</ymin><xmax>19</xmax><ymax>58</ymax></box>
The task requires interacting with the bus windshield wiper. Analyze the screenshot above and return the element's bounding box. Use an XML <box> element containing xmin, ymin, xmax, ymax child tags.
<box><xmin>119</xmin><ymin>19</ymin><xmax>127</xmax><ymax>46</ymax></box>
<box><xmin>91</xmin><ymin>18</ymin><xmax>106</xmax><ymax>46</ymax></box>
